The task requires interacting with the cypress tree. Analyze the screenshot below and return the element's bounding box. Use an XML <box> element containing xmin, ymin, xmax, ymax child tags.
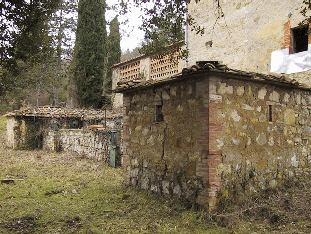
<box><xmin>106</xmin><ymin>16</ymin><xmax>121</xmax><ymax>91</ymax></box>
<box><xmin>71</xmin><ymin>0</ymin><xmax>107</xmax><ymax>108</ymax></box>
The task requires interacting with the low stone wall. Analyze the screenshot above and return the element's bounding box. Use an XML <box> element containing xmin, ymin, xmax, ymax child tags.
<box><xmin>43</xmin><ymin>129</ymin><xmax>121</xmax><ymax>164</ymax></box>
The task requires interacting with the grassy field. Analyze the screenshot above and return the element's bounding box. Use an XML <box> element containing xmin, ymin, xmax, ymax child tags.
<box><xmin>0</xmin><ymin>116</ymin><xmax>229</xmax><ymax>233</ymax></box>
<box><xmin>1</xmin><ymin>115</ymin><xmax>311</xmax><ymax>233</ymax></box>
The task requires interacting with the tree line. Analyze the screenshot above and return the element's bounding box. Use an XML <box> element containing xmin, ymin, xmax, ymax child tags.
<box><xmin>1</xmin><ymin>0</ymin><xmax>310</xmax><ymax>111</ymax></box>
<box><xmin>0</xmin><ymin>0</ymin><xmax>121</xmax><ymax>111</ymax></box>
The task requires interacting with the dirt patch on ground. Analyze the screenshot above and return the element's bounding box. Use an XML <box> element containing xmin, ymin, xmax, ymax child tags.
<box><xmin>3</xmin><ymin>216</ymin><xmax>39</xmax><ymax>233</ymax></box>
<box><xmin>62</xmin><ymin>216</ymin><xmax>83</xmax><ymax>228</ymax></box>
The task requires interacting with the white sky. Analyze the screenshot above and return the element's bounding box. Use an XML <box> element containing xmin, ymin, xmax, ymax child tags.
<box><xmin>106</xmin><ymin>0</ymin><xmax>145</xmax><ymax>52</ymax></box>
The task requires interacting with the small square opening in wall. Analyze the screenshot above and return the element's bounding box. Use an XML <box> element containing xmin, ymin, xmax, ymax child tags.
<box><xmin>156</xmin><ymin>105</ymin><xmax>164</xmax><ymax>122</ymax></box>
<box><xmin>268</xmin><ymin>105</ymin><xmax>273</xmax><ymax>123</ymax></box>
<box><xmin>292</xmin><ymin>25</ymin><xmax>309</xmax><ymax>54</ymax></box>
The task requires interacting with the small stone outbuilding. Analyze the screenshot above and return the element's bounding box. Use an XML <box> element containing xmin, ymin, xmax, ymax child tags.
<box><xmin>116</xmin><ymin>61</ymin><xmax>311</xmax><ymax>210</ymax></box>
<box><xmin>5</xmin><ymin>106</ymin><xmax>123</xmax><ymax>164</ymax></box>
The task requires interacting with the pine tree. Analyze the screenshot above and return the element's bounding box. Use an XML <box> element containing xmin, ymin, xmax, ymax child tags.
<box><xmin>71</xmin><ymin>0</ymin><xmax>107</xmax><ymax>108</ymax></box>
<box><xmin>106</xmin><ymin>16</ymin><xmax>121</xmax><ymax>92</ymax></box>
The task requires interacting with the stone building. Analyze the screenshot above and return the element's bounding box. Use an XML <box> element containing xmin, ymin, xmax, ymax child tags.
<box><xmin>187</xmin><ymin>0</ymin><xmax>311</xmax><ymax>86</ymax></box>
<box><xmin>5</xmin><ymin>106</ymin><xmax>122</xmax><ymax>165</ymax></box>
<box><xmin>115</xmin><ymin>62</ymin><xmax>311</xmax><ymax>210</ymax></box>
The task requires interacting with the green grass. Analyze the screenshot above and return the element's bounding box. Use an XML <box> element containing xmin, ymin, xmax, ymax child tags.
<box><xmin>0</xmin><ymin>123</ymin><xmax>228</xmax><ymax>233</ymax></box>
<box><xmin>0</xmin><ymin>152</ymin><xmax>228</xmax><ymax>233</ymax></box>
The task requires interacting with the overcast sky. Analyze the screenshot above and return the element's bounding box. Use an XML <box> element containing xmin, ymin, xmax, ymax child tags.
<box><xmin>106</xmin><ymin>0</ymin><xmax>144</xmax><ymax>52</ymax></box>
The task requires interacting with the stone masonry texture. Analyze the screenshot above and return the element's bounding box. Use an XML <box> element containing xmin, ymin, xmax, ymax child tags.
<box><xmin>121</xmin><ymin>71</ymin><xmax>311</xmax><ymax>210</ymax></box>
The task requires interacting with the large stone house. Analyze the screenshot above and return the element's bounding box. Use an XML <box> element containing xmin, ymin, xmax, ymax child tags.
<box><xmin>187</xmin><ymin>0</ymin><xmax>311</xmax><ymax>86</ymax></box>
<box><xmin>115</xmin><ymin>62</ymin><xmax>311</xmax><ymax>210</ymax></box>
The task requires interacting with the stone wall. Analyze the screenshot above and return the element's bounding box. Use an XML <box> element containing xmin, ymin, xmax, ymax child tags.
<box><xmin>6</xmin><ymin>117</ymin><xmax>44</xmax><ymax>150</ymax></box>
<box><xmin>43</xmin><ymin>129</ymin><xmax>121</xmax><ymax>164</ymax></box>
<box><xmin>6</xmin><ymin>115</ymin><xmax>122</xmax><ymax>165</ymax></box>
<box><xmin>213</xmin><ymin>76</ymin><xmax>311</xmax><ymax>201</ymax></box>
<box><xmin>121</xmin><ymin>72</ymin><xmax>311</xmax><ymax>209</ymax></box>
<box><xmin>122</xmin><ymin>78</ymin><xmax>207</xmax><ymax>204</ymax></box>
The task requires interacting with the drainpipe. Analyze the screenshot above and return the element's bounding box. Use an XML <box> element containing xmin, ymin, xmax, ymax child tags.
<box><xmin>109</xmin><ymin>130</ymin><xmax>118</xmax><ymax>167</ymax></box>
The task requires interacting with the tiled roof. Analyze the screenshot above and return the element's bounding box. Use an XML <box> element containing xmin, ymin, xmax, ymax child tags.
<box><xmin>4</xmin><ymin>106</ymin><xmax>123</xmax><ymax>120</ymax></box>
<box><xmin>115</xmin><ymin>61</ymin><xmax>309</xmax><ymax>92</ymax></box>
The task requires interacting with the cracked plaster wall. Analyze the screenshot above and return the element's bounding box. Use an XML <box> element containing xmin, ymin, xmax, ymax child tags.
<box><xmin>187</xmin><ymin>0</ymin><xmax>311</xmax><ymax>84</ymax></box>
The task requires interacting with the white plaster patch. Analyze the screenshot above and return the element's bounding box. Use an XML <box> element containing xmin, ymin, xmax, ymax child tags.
<box><xmin>269</xmin><ymin>91</ymin><xmax>280</xmax><ymax>102</ymax></box>
<box><xmin>269</xmin><ymin>180</ymin><xmax>277</xmax><ymax>188</ymax></box>
<box><xmin>242</xmin><ymin>103</ymin><xmax>254</xmax><ymax>110</ymax></box>
<box><xmin>162</xmin><ymin>181</ymin><xmax>170</xmax><ymax>194</ymax></box>
<box><xmin>283</xmin><ymin>93</ymin><xmax>290</xmax><ymax>102</ymax></box>
<box><xmin>226</xmin><ymin>86</ymin><xmax>234</xmax><ymax>94</ymax></box>
<box><xmin>142</xmin><ymin>128</ymin><xmax>149</xmax><ymax>135</ymax></box>
<box><xmin>141</xmin><ymin>178</ymin><xmax>149</xmax><ymax>190</ymax></box>
<box><xmin>209</xmin><ymin>84</ymin><xmax>216</xmax><ymax>94</ymax></box>
<box><xmin>291</xmin><ymin>154</ymin><xmax>299</xmax><ymax>167</ymax></box>
<box><xmin>173</xmin><ymin>184</ymin><xmax>182</xmax><ymax>197</ymax></box>
<box><xmin>218</xmin><ymin>83</ymin><xmax>226</xmax><ymax>94</ymax></box>
<box><xmin>151</xmin><ymin>185</ymin><xmax>159</xmax><ymax>192</ymax></box>
<box><xmin>231</xmin><ymin>110</ymin><xmax>241</xmax><ymax>122</ymax></box>
<box><xmin>218</xmin><ymin>83</ymin><xmax>233</xmax><ymax>94</ymax></box>
<box><xmin>258</xmin><ymin>88</ymin><xmax>267</xmax><ymax>100</ymax></box>
<box><xmin>268</xmin><ymin>136</ymin><xmax>274</xmax><ymax>146</ymax></box>
<box><xmin>256</xmin><ymin>133</ymin><xmax>267</xmax><ymax>145</ymax></box>
<box><xmin>237</xmin><ymin>86</ymin><xmax>245</xmax><ymax>96</ymax></box>
<box><xmin>131</xmin><ymin>158</ymin><xmax>139</xmax><ymax>167</ymax></box>
<box><xmin>210</xmin><ymin>94</ymin><xmax>222</xmax><ymax>102</ymax></box>
<box><xmin>216</xmin><ymin>138</ymin><xmax>224</xmax><ymax>147</ymax></box>
<box><xmin>256</xmin><ymin>106</ymin><xmax>262</xmax><ymax>112</ymax></box>
<box><xmin>231</xmin><ymin>138</ymin><xmax>240</xmax><ymax>145</ymax></box>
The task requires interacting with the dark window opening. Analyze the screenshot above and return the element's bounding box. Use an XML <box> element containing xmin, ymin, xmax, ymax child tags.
<box><xmin>292</xmin><ymin>25</ymin><xmax>309</xmax><ymax>53</ymax></box>
<box><xmin>268</xmin><ymin>105</ymin><xmax>273</xmax><ymax>122</ymax></box>
<box><xmin>156</xmin><ymin>105</ymin><xmax>164</xmax><ymax>122</ymax></box>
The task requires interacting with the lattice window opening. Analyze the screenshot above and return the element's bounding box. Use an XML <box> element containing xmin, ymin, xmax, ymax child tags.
<box><xmin>119</xmin><ymin>61</ymin><xmax>141</xmax><ymax>81</ymax></box>
<box><xmin>150</xmin><ymin>54</ymin><xmax>179</xmax><ymax>79</ymax></box>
